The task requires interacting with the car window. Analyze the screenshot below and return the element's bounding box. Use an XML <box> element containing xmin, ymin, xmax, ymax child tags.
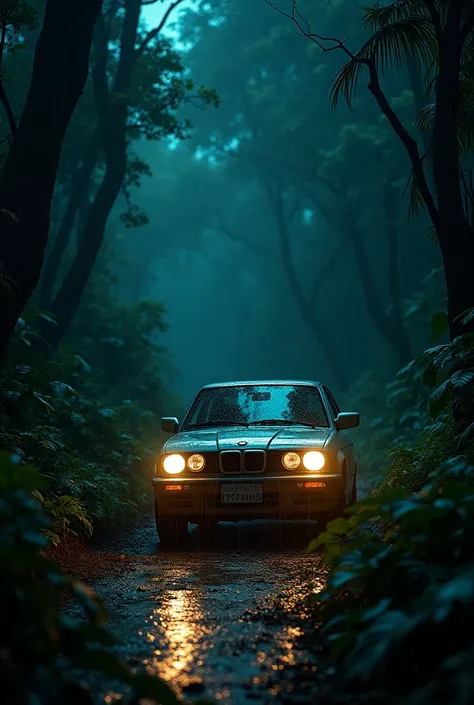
<box><xmin>183</xmin><ymin>384</ymin><xmax>329</xmax><ymax>429</ymax></box>
<box><xmin>323</xmin><ymin>386</ymin><xmax>340</xmax><ymax>420</ymax></box>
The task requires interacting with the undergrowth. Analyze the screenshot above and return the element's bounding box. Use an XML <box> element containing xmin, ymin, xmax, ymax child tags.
<box><xmin>0</xmin><ymin>290</ymin><xmax>177</xmax><ymax>544</ymax></box>
<box><xmin>0</xmin><ymin>452</ymin><xmax>200</xmax><ymax>705</ymax></box>
<box><xmin>302</xmin><ymin>308</ymin><xmax>474</xmax><ymax>705</ymax></box>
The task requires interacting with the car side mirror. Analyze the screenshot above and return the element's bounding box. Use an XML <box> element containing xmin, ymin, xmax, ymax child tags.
<box><xmin>335</xmin><ymin>412</ymin><xmax>360</xmax><ymax>431</ymax></box>
<box><xmin>161</xmin><ymin>417</ymin><xmax>179</xmax><ymax>434</ymax></box>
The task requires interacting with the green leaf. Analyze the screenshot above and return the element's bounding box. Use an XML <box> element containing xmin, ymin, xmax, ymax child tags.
<box><xmin>81</xmin><ymin>650</ymin><xmax>131</xmax><ymax>681</ymax></box>
<box><xmin>327</xmin><ymin>517</ymin><xmax>350</xmax><ymax>535</ymax></box>
<box><xmin>129</xmin><ymin>674</ymin><xmax>180</xmax><ymax>704</ymax></box>
<box><xmin>422</xmin><ymin>361</ymin><xmax>438</xmax><ymax>388</ymax></box>
<box><xmin>430</xmin><ymin>311</ymin><xmax>449</xmax><ymax>341</ymax></box>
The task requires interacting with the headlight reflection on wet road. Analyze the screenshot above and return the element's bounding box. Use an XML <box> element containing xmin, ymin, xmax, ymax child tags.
<box><xmin>87</xmin><ymin>526</ymin><xmax>327</xmax><ymax>705</ymax></box>
<box><xmin>149</xmin><ymin>587</ymin><xmax>208</xmax><ymax>680</ymax></box>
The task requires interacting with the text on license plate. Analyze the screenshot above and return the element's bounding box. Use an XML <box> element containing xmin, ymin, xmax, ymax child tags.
<box><xmin>221</xmin><ymin>484</ymin><xmax>263</xmax><ymax>504</ymax></box>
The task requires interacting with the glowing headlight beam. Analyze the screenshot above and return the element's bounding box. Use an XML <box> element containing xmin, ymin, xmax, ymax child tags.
<box><xmin>163</xmin><ymin>454</ymin><xmax>186</xmax><ymax>474</ymax></box>
<box><xmin>302</xmin><ymin>451</ymin><xmax>325</xmax><ymax>471</ymax></box>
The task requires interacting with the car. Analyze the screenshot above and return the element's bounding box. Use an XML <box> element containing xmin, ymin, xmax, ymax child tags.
<box><xmin>152</xmin><ymin>379</ymin><xmax>360</xmax><ymax>545</ymax></box>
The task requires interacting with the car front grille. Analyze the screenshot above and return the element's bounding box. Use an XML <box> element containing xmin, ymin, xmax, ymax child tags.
<box><xmin>220</xmin><ymin>451</ymin><xmax>241</xmax><ymax>474</ymax></box>
<box><xmin>243</xmin><ymin>450</ymin><xmax>265</xmax><ymax>473</ymax></box>
<box><xmin>219</xmin><ymin>450</ymin><xmax>266</xmax><ymax>474</ymax></box>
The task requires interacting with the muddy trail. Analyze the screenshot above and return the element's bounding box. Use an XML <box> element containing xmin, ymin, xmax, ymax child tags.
<box><xmin>72</xmin><ymin>521</ymin><xmax>328</xmax><ymax>704</ymax></box>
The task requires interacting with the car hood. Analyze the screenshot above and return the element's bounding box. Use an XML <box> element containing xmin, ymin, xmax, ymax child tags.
<box><xmin>163</xmin><ymin>426</ymin><xmax>332</xmax><ymax>453</ymax></box>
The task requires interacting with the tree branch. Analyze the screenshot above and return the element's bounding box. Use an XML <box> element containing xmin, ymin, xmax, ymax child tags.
<box><xmin>366</xmin><ymin>59</ymin><xmax>439</xmax><ymax>229</ymax></box>
<box><xmin>207</xmin><ymin>221</ymin><xmax>268</xmax><ymax>255</ymax></box>
<box><xmin>134</xmin><ymin>0</ymin><xmax>187</xmax><ymax>60</ymax></box>
<box><xmin>265</xmin><ymin>1</ymin><xmax>440</xmax><ymax>231</ymax></box>
<box><xmin>264</xmin><ymin>0</ymin><xmax>358</xmax><ymax>60</ymax></box>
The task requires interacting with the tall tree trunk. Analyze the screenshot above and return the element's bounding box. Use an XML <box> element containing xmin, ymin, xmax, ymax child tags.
<box><xmin>310</xmin><ymin>188</ymin><xmax>411</xmax><ymax>367</ymax></box>
<box><xmin>45</xmin><ymin>146</ymin><xmax>127</xmax><ymax>349</ymax></box>
<box><xmin>349</xmin><ymin>223</ymin><xmax>410</xmax><ymax>367</ymax></box>
<box><xmin>39</xmin><ymin>126</ymin><xmax>101</xmax><ymax>309</ymax></box>
<box><xmin>432</xmin><ymin>10</ymin><xmax>474</xmax><ymax>338</ymax></box>
<box><xmin>44</xmin><ymin>0</ymin><xmax>141</xmax><ymax>349</ymax></box>
<box><xmin>269</xmin><ymin>182</ymin><xmax>350</xmax><ymax>392</ymax></box>
<box><xmin>0</xmin><ymin>0</ymin><xmax>102</xmax><ymax>363</ymax></box>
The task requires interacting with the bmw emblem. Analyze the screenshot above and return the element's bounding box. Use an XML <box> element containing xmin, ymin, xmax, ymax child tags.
<box><xmin>238</xmin><ymin>440</ymin><xmax>248</xmax><ymax>446</ymax></box>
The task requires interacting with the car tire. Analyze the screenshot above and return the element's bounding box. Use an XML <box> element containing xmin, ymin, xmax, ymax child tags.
<box><xmin>155</xmin><ymin>501</ymin><xmax>188</xmax><ymax>547</ymax></box>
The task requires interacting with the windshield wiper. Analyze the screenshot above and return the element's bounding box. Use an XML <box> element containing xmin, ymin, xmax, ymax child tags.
<box><xmin>247</xmin><ymin>419</ymin><xmax>316</xmax><ymax>427</ymax></box>
<box><xmin>185</xmin><ymin>420</ymin><xmax>249</xmax><ymax>429</ymax></box>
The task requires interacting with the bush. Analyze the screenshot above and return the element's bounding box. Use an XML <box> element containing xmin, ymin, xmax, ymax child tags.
<box><xmin>0</xmin><ymin>296</ymin><xmax>176</xmax><ymax>542</ymax></box>
<box><xmin>310</xmin><ymin>460</ymin><xmax>474</xmax><ymax>705</ymax></box>
<box><xmin>303</xmin><ymin>309</ymin><xmax>474</xmax><ymax>705</ymax></box>
<box><xmin>0</xmin><ymin>453</ymin><xmax>184</xmax><ymax>705</ymax></box>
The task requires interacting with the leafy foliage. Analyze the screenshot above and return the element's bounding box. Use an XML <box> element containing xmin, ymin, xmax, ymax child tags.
<box><xmin>301</xmin><ymin>308</ymin><xmax>474</xmax><ymax>705</ymax></box>
<box><xmin>0</xmin><ymin>281</ymin><xmax>177</xmax><ymax>542</ymax></box>
<box><xmin>308</xmin><ymin>460</ymin><xmax>474</xmax><ymax>705</ymax></box>
<box><xmin>0</xmin><ymin>453</ymin><xmax>183</xmax><ymax>704</ymax></box>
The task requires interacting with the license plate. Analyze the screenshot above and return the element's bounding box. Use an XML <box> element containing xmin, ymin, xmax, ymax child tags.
<box><xmin>221</xmin><ymin>483</ymin><xmax>263</xmax><ymax>504</ymax></box>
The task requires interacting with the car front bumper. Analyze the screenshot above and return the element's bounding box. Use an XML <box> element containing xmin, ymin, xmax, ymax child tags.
<box><xmin>152</xmin><ymin>474</ymin><xmax>344</xmax><ymax>522</ymax></box>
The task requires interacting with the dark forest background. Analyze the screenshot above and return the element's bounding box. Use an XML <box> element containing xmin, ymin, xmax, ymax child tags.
<box><xmin>1</xmin><ymin>1</ymin><xmax>474</xmax><ymax>704</ymax></box>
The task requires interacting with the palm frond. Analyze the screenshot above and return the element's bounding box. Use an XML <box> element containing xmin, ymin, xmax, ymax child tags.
<box><xmin>407</xmin><ymin>168</ymin><xmax>425</xmax><ymax>223</ymax></box>
<box><xmin>363</xmin><ymin>1</ymin><xmax>426</xmax><ymax>31</ymax></box>
<box><xmin>415</xmin><ymin>103</ymin><xmax>435</xmax><ymax>133</ymax></box>
<box><xmin>422</xmin><ymin>224</ymin><xmax>438</xmax><ymax>242</ymax></box>
<box><xmin>331</xmin><ymin>17</ymin><xmax>437</xmax><ymax>109</ymax></box>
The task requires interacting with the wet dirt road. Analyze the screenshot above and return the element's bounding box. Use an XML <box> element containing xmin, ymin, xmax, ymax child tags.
<box><xmin>84</xmin><ymin>521</ymin><xmax>327</xmax><ymax>704</ymax></box>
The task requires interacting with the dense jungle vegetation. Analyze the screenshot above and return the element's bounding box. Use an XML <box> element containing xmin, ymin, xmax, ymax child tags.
<box><xmin>1</xmin><ymin>0</ymin><xmax>474</xmax><ymax>703</ymax></box>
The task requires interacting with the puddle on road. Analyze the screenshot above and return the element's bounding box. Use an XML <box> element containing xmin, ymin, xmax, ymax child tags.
<box><xmin>90</xmin><ymin>526</ymin><xmax>326</xmax><ymax>704</ymax></box>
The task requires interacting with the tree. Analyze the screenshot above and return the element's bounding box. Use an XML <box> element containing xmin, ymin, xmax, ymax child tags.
<box><xmin>266</xmin><ymin>0</ymin><xmax>474</xmax><ymax>342</ymax></box>
<box><xmin>38</xmin><ymin>0</ymin><xmax>217</xmax><ymax>350</ymax></box>
<box><xmin>0</xmin><ymin>0</ymin><xmax>102</xmax><ymax>363</ymax></box>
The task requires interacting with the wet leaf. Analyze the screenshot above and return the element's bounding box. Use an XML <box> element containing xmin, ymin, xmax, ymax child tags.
<box><xmin>130</xmin><ymin>673</ymin><xmax>180</xmax><ymax>704</ymax></box>
<box><xmin>430</xmin><ymin>310</ymin><xmax>449</xmax><ymax>341</ymax></box>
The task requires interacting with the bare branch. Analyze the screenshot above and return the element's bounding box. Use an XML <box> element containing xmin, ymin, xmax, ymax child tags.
<box><xmin>265</xmin><ymin>1</ymin><xmax>440</xmax><ymax>230</ymax></box>
<box><xmin>135</xmin><ymin>0</ymin><xmax>187</xmax><ymax>60</ymax></box>
<box><xmin>264</xmin><ymin>0</ymin><xmax>358</xmax><ymax>60</ymax></box>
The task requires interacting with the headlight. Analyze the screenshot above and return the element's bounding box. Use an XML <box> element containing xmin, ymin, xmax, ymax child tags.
<box><xmin>302</xmin><ymin>451</ymin><xmax>325</xmax><ymax>471</ymax></box>
<box><xmin>163</xmin><ymin>454</ymin><xmax>185</xmax><ymax>474</ymax></box>
<box><xmin>187</xmin><ymin>454</ymin><xmax>205</xmax><ymax>472</ymax></box>
<box><xmin>282</xmin><ymin>452</ymin><xmax>301</xmax><ymax>469</ymax></box>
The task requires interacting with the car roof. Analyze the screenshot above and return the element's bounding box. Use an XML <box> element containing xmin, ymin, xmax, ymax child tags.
<box><xmin>201</xmin><ymin>379</ymin><xmax>322</xmax><ymax>389</ymax></box>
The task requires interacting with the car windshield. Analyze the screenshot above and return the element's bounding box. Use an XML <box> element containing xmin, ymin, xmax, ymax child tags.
<box><xmin>182</xmin><ymin>384</ymin><xmax>329</xmax><ymax>430</ymax></box>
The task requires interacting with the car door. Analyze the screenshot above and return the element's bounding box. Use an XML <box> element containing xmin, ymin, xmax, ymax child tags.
<box><xmin>323</xmin><ymin>386</ymin><xmax>356</xmax><ymax>502</ymax></box>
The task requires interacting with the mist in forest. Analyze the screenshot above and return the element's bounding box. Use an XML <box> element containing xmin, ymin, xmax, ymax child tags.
<box><xmin>117</xmin><ymin>0</ymin><xmax>441</xmax><ymax>408</ymax></box>
<box><xmin>4</xmin><ymin>0</ymin><xmax>443</xmax><ymax>412</ymax></box>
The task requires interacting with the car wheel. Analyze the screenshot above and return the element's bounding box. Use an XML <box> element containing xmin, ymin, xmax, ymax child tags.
<box><xmin>155</xmin><ymin>501</ymin><xmax>188</xmax><ymax>547</ymax></box>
